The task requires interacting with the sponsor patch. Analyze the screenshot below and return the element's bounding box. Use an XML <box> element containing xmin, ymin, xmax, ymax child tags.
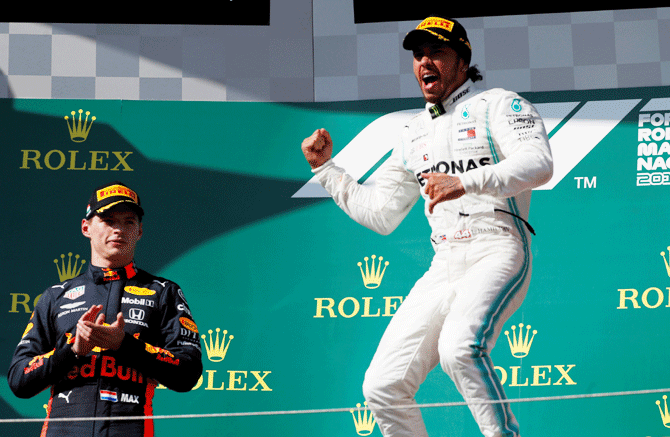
<box><xmin>129</xmin><ymin>308</ymin><xmax>145</xmax><ymax>320</ymax></box>
<box><xmin>24</xmin><ymin>349</ymin><xmax>55</xmax><ymax>374</ymax></box>
<box><xmin>64</xmin><ymin>286</ymin><xmax>85</xmax><ymax>300</ymax></box>
<box><xmin>100</xmin><ymin>390</ymin><xmax>118</xmax><ymax>402</ymax></box>
<box><xmin>61</xmin><ymin>301</ymin><xmax>86</xmax><ymax>310</ymax></box>
<box><xmin>145</xmin><ymin>343</ymin><xmax>175</xmax><ymax>357</ymax></box>
<box><xmin>122</xmin><ymin>296</ymin><xmax>155</xmax><ymax>307</ymax></box>
<box><xmin>417</xmin><ymin>17</ymin><xmax>454</xmax><ymax>33</ymax></box>
<box><xmin>454</xmin><ymin>229</ymin><xmax>473</xmax><ymax>240</ymax></box>
<box><xmin>22</xmin><ymin>322</ymin><xmax>33</xmax><ymax>338</ymax></box>
<box><xmin>457</xmin><ymin>127</ymin><xmax>476</xmax><ymax>141</ymax></box>
<box><xmin>28</xmin><ymin>349</ymin><xmax>55</xmax><ymax>366</ymax></box>
<box><xmin>58</xmin><ymin>306</ymin><xmax>88</xmax><ymax>318</ymax></box>
<box><xmin>177</xmin><ymin>303</ymin><xmax>192</xmax><ymax>316</ymax></box>
<box><xmin>125</xmin><ymin>318</ymin><xmax>149</xmax><ymax>328</ymax></box>
<box><xmin>121</xmin><ymin>393</ymin><xmax>139</xmax><ymax>404</ymax></box>
<box><xmin>97</xmin><ymin>185</ymin><xmax>138</xmax><ymax>203</ymax></box>
<box><xmin>179</xmin><ymin>317</ymin><xmax>198</xmax><ymax>333</ymax></box>
<box><xmin>125</xmin><ymin>286</ymin><xmax>156</xmax><ymax>296</ymax></box>
<box><xmin>102</xmin><ymin>269</ymin><xmax>120</xmax><ymax>281</ymax></box>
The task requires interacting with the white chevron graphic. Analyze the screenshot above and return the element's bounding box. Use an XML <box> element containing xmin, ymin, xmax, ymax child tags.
<box><xmin>292</xmin><ymin>99</ymin><xmax>640</xmax><ymax>197</ymax></box>
<box><xmin>535</xmin><ymin>99</ymin><xmax>640</xmax><ymax>190</ymax></box>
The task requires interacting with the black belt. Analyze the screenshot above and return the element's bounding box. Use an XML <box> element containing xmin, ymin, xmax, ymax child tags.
<box><xmin>459</xmin><ymin>210</ymin><xmax>536</xmax><ymax>235</ymax></box>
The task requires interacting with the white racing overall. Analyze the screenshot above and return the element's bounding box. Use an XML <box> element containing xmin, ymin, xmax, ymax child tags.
<box><xmin>313</xmin><ymin>80</ymin><xmax>553</xmax><ymax>437</ymax></box>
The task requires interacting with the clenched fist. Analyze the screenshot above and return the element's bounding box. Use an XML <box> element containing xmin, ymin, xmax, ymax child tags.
<box><xmin>301</xmin><ymin>128</ymin><xmax>333</xmax><ymax>169</ymax></box>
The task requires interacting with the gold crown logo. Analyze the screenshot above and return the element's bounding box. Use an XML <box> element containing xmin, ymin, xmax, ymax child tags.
<box><xmin>202</xmin><ymin>328</ymin><xmax>234</xmax><ymax>362</ymax></box>
<box><xmin>64</xmin><ymin>109</ymin><xmax>96</xmax><ymax>142</ymax></box>
<box><xmin>657</xmin><ymin>395</ymin><xmax>670</xmax><ymax>428</ymax></box>
<box><xmin>54</xmin><ymin>253</ymin><xmax>86</xmax><ymax>281</ymax></box>
<box><xmin>505</xmin><ymin>323</ymin><xmax>537</xmax><ymax>358</ymax></box>
<box><xmin>357</xmin><ymin>255</ymin><xmax>389</xmax><ymax>289</ymax></box>
<box><xmin>660</xmin><ymin>247</ymin><xmax>670</xmax><ymax>277</ymax></box>
<box><xmin>350</xmin><ymin>402</ymin><xmax>376</xmax><ymax>436</ymax></box>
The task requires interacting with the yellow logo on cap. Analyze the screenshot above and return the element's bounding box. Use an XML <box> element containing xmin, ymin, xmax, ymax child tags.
<box><xmin>417</xmin><ymin>17</ymin><xmax>455</xmax><ymax>32</ymax></box>
<box><xmin>96</xmin><ymin>185</ymin><xmax>138</xmax><ymax>203</ymax></box>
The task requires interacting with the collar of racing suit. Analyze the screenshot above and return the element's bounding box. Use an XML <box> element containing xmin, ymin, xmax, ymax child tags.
<box><xmin>426</xmin><ymin>79</ymin><xmax>474</xmax><ymax>119</ymax></box>
<box><xmin>87</xmin><ymin>261</ymin><xmax>138</xmax><ymax>284</ymax></box>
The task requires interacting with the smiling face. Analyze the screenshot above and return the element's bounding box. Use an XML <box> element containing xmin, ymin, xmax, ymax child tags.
<box><xmin>412</xmin><ymin>42</ymin><xmax>468</xmax><ymax>104</ymax></box>
<box><xmin>82</xmin><ymin>208</ymin><xmax>142</xmax><ymax>268</ymax></box>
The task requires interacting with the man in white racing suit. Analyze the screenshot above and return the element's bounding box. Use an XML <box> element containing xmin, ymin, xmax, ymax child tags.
<box><xmin>301</xmin><ymin>14</ymin><xmax>553</xmax><ymax>437</ymax></box>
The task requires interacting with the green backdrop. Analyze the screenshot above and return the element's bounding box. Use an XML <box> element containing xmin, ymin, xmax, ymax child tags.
<box><xmin>2</xmin><ymin>86</ymin><xmax>670</xmax><ymax>436</ymax></box>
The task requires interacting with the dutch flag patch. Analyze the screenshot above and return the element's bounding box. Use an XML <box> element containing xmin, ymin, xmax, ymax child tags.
<box><xmin>100</xmin><ymin>390</ymin><xmax>118</xmax><ymax>402</ymax></box>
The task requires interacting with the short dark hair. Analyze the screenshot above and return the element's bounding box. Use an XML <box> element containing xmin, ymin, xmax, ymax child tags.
<box><xmin>467</xmin><ymin>65</ymin><xmax>483</xmax><ymax>83</ymax></box>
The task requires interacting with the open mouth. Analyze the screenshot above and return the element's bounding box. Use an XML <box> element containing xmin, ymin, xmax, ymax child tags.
<box><xmin>422</xmin><ymin>73</ymin><xmax>438</xmax><ymax>85</ymax></box>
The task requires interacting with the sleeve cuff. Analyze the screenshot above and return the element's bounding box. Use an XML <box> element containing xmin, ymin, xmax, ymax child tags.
<box><xmin>311</xmin><ymin>159</ymin><xmax>335</xmax><ymax>174</ymax></box>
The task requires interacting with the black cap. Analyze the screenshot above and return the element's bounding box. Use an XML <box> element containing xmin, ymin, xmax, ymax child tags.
<box><xmin>85</xmin><ymin>182</ymin><xmax>144</xmax><ymax>220</ymax></box>
<box><xmin>403</xmin><ymin>16</ymin><xmax>472</xmax><ymax>64</ymax></box>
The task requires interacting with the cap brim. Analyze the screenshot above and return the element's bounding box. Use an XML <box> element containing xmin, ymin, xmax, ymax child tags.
<box><xmin>403</xmin><ymin>29</ymin><xmax>442</xmax><ymax>51</ymax></box>
<box><xmin>94</xmin><ymin>200</ymin><xmax>144</xmax><ymax>218</ymax></box>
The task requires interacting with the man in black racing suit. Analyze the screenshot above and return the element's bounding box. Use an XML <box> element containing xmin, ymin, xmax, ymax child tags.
<box><xmin>8</xmin><ymin>182</ymin><xmax>203</xmax><ymax>437</ymax></box>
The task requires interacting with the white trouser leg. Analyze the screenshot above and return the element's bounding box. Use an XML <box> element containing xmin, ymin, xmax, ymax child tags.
<box><xmin>362</xmin><ymin>247</ymin><xmax>455</xmax><ymax>437</ymax></box>
<box><xmin>363</xmin><ymin>235</ymin><xmax>529</xmax><ymax>437</ymax></box>
<box><xmin>439</xmin><ymin>237</ymin><xmax>530</xmax><ymax>437</ymax></box>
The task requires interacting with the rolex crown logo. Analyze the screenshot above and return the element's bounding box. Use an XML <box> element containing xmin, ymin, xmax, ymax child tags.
<box><xmin>64</xmin><ymin>109</ymin><xmax>96</xmax><ymax>142</ymax></box>
<box><xmin>358</xmin><ymin>255</ymin><xmax>389</xmax><ymax>289</ymax></box>
<box><xmin>505</xmin><ymin>323</ymin><xmax>537</xmax><ymax>358</ymax></box>
<box><xmin>202</xmin><ymin>328</ymin><xmax>233</xmax><ymax>362</ymax></box>
<box><xmin>657</xmin><ymin>395</ymin><xmax>670</xmax><ymax>428</ymax></box>
<box><xmin>54</xmin><ymin>253</ymin><xmax>86</xmax><ymax>281</ymax></box>
<box><xmin>660</xmin><ymin>247</ymin><xmax>670</xmax><ymax>277</ymax></box>
<box><xmin>350</xmin><ymin>401</ymin><xmax>376</xmax><ymax>436</ymax></box>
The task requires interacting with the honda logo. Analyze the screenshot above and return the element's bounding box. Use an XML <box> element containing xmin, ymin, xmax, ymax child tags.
<box><xmin>128</xmin><ymin>308</ymin><xmax>145</xmax><ymax>320</ymax></box>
